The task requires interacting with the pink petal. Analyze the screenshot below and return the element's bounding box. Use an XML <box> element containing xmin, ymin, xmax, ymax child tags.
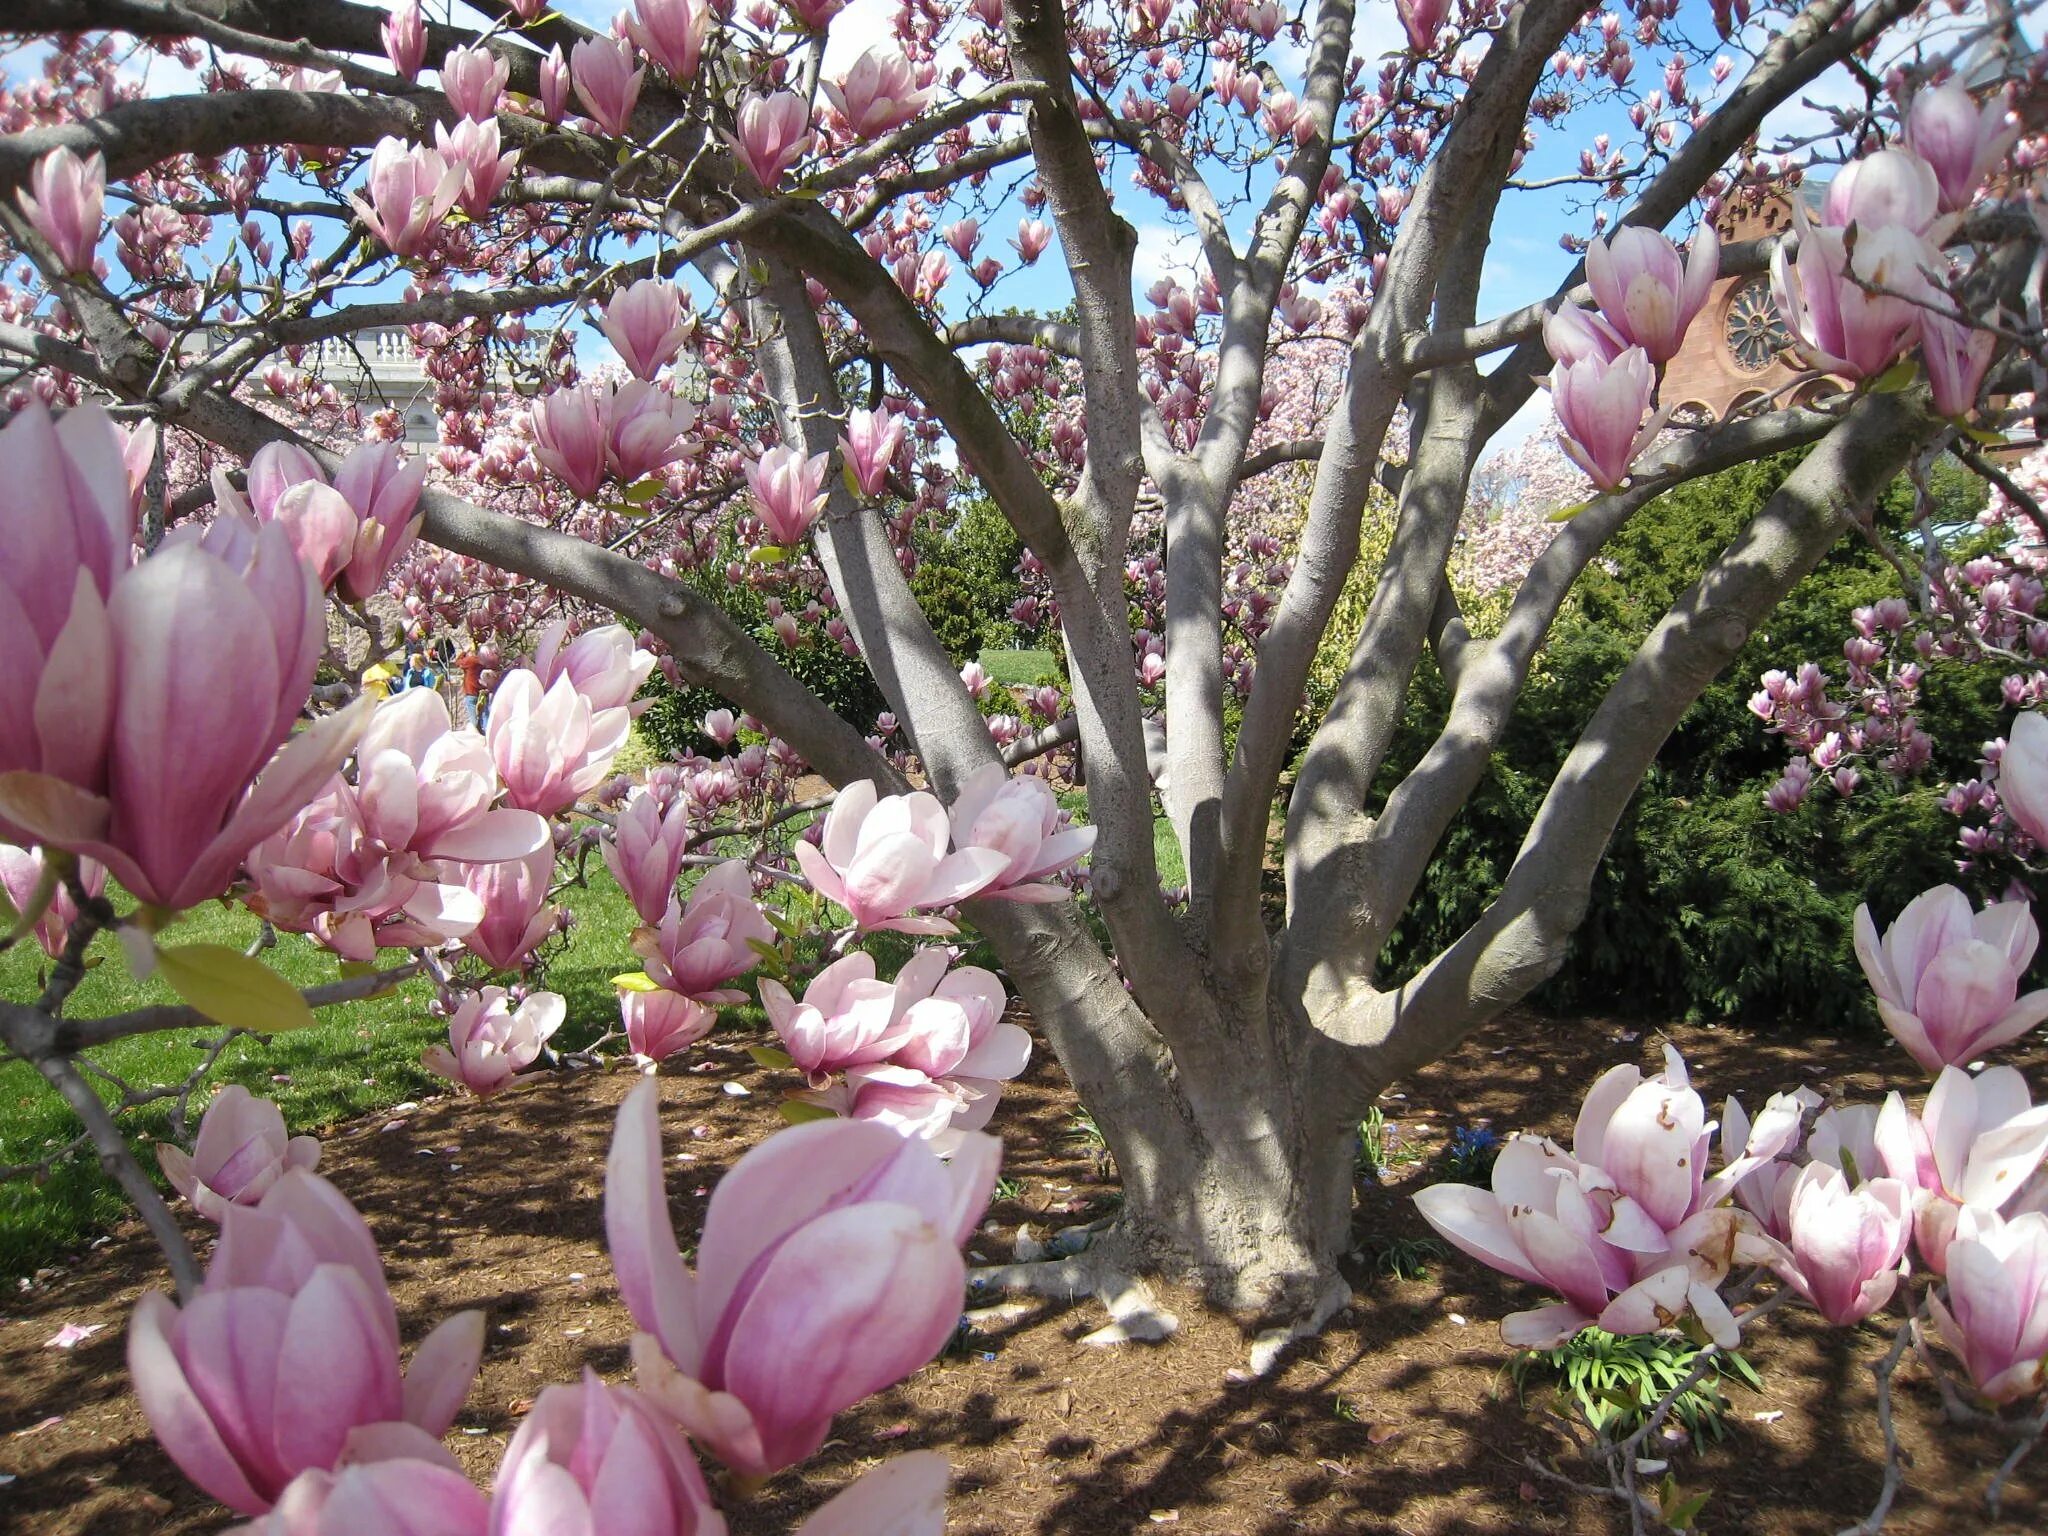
<box><xmin>603</xmin><ymin>1081</ymin><xmax>703</xmax><ymax>1372</ymax></box>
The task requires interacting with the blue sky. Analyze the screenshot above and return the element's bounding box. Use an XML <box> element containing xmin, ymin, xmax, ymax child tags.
<box><xmin>5</xmin><ymin>0</ymin><xmax>2017</xmax><ymax>453</ymax></box>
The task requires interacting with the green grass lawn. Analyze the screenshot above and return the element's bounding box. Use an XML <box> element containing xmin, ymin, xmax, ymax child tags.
<box><xmin>0</xmin><ymin>870</ymin><xmax>644</xmax><ymax>1280</ymax></box>
<box><xmin>977</xmin><ymin>647</ymin><xmax>1060</xmax><ymax>688</ymax></box>
<box><xmin>1056</xmin><ymin>789</ymin><xmax>1185</xmax><ymax>892</ymax></box>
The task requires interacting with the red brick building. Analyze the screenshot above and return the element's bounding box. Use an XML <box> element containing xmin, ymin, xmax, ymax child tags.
<box><xmin>1658</xmin><ymin>187</ymin><xmax>1843</xmax><ymax>423</ymax></box>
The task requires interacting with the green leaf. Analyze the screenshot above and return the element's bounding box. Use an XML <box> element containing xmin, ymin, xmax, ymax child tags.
<box><xmin>841</xmin><ymin>461</ymin><xmax>866</xmax><ymax>500</ymax></box>
<box><xmin>779</xmin><ymin>1099</ymin><xmax>837</xmax><ymax>1125</ymax></box>
<box><xmin>747</xmin><ymin>1044</ymin><xmax>795</xmax><ymax>1070</ymax></box>
<box><xmin>156</xmin><ymin>944</ymin><xmax>318</xmax><ymax>1033</ymax></box>
<box><xmin>338</xmin><ymin>959</ymin><xmax>381</xmax><ymax>980</ymax></box>
<box><xmin>1871</xmin><ymin>358</ymin><xmax>1919</xmax><ymax>394</ymax></box>
<box><xmin>1545</xmin><ymin>498</ymin><xmax>1594</xmax><ymax>523</ymax></box>
<box><xmin>612</xmin><ymin>970</ymin><xmax>662</xmax><ymax>993</ymax></box>
<box><xmin>1961</xmin><ymin>423</ymin><xmax>2007</xmax><ymax>445</ymax></box>
<box><xmin>622</xmin><ymin>478</ymin><xmax>666</xmax><ymax>505</ymax></box>
<box><xmin>747</xmin><ymin>544</ymin><xmax>788</xmax><ymax>565</ymax></box>
<box><xmin>1661</xmin><ymin>1485</ymin><xmax>1712</xmax><ymax>1531</ymax></box>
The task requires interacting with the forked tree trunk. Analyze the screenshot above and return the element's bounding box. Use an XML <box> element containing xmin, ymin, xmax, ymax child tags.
<box><xmin>993</xmin><ymin>925</ymin><xmax>1369</xmax><ymax>1317</ymax></box>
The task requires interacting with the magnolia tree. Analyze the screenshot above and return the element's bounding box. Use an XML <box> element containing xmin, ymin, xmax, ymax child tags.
<box><xmin>2</xmin><ymin>0</ymin><xmax>2046</xmax><ymax>1366</ymax></box>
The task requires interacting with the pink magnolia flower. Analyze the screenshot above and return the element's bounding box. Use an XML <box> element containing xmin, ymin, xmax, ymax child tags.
<box><xmin>1395</xmin><ymin>0</ymin><xmax>1447</xmax><ymax>53</ymax></box>
<box><xmin>532</xmin><ymin>620</ymin><xmax>657</xmax><ymax>715</ymax></box>
<box><xmin>745</xmin><ymin>444</ymin><xmax>830</xmax><ymax>546</ymax></box>
<box><xmin>1853</xmin><ymin>885</ymin><xmax>2048</xmax><ymax>1073</ymax></box>
<box><xmin>16</xmin><ymin>147</ymin><xmax>104</xmax><ymax>273</ymax></box>
<box><xmin>947</xmin><ymin>764</ymin><xmax>1096</xmax><ymax>900</ymax></box>
<box><xmin>1415</xmin><ymin>1132</ymin><xmax>1767</xmax><ymax>1349</ymax></box>
<box><xmin>1013</xmin><ymin>219</ymin><xmax>1051</xmax><ymax>263</ymax></box>
<box><xmin>157</xmin><ymin>1084</ymin><xmax>321</xmax><ymax>1223</ymax></box>
<box><xmin>460</xmin><ymin>844</ymin><xmax>557</xmax><ymax>971</ymax></box>
<box><xmin>433</xmin><ymin>118</ymin><xmax>520</xmax><ymax>218</ymax></box>
<box><xmin>1874</xmin><ymin>1065</ymin><xmax>2048</xmax><ymax>1274</ymax></box>
<box><xmin>331</xmin><ymin>442</ymin><xmax>429</xmax><ymax>603</ymax></box>
<box><xmin>1930</xmin><ymin>1207</ymin><xmax>2048</xmax><ymax>1403</ymax></box>
<box><xmin>605</xmin><ymin>380</ymin><xmax>696</xmax><ymax>482</ymax></box>
<box><xmin>128</xmin><ymin>1171</ymin><xmax>484</xmax><ymax>1514</ymax></box>
<box><xmin>784</xmin><ymin>0</ymin><xmax>848</xmax><ymax>27</ymax></box>
<box><xmin>349</xmin><ymin>138</ymin><xmax>464</xmax><ymax>259</ymax></box>
<box><xmin>486</xmin><ymin>668</ymin><xmax>631</xmax><ymax>815</ymax></box>
<box><xmin>538</xmin><ymin>45</ymin><xmax>570</xmax><ymax>123</ymax></box>
<box><xmin>1908</xmin><ymin>81</ymin><xmax>2019</xmax><ymax>214</ymax></box>
<box><xmin>604</xmin><ymin>1080</ymin><xmax>997</xmax><ymax>1477</ymax></box>
<box><xmin>631</xmin><ymin>859</ymin><xmax>774</xmax><ymax>1002</ymax></box>
<box><xmin>789</xmin><ymin>1452</ymin><xmax>950</xmax><ymax>1535</ymax></box>
<box><xmin>226</xmin><ymin>1455</ymin><xmax>490</xmax><ymax>1536</ymax></box>
<box><xmin>726</xmin><ymin>92</ymin><xmax>813</xmax><ymax>189</ymax></box>
<box><xmin>0</xmin><ymin>401</ymin><xmax>135</xmax><ymax>753</ymax></box>
<box><xmin>802</xmin><ymin>1064</ymin><xmax>993</xmax><ymax>1151</ymax></box>
<box><xmin>440</xmin><ymin>45</ymin><xmax>508</xmax><ymax>121</ymax></box>
<box><xmin>701</xmin><ymin>708</ymin><xmax>737</xmax><ymax>746</ymax></box>
<box><xmin>791</xmin><ymin>780</ymin><xmax>1009</xmax><ymax>934</ymax></box>
<box><xmin>117</xmin><ymin>418</ymin><xmax>157</xmax><ymax>521</ymax></box>
<box><xmin>822</xmin><ymin>46</ymin><xmax>932</xmax><ymax>138</ymax></box>
<box><xmin>422</xmin><ymin>986</ymin><xmax>565</xmax><ymax>1097</ymax></box>
<box><xmin>2002</xmin><ymin>712</ymin><xmax>2048</xmax><ymax>846</ymax></box>
<box><xmin>234</xmin><ymin>439</ymin><xmax>428</xmax><ymax>602</ymax></box>
<box><xmin>490</xmin><ymin>1371</ymin><xmax>722</xmax><ymax>1535</ymax></box>
<box><xmin>265</xmin><ymin>482</ymin><xmax>360</xmax><ymax>589</ymax></box>
<box><xmin>601</xmin><ymin>278</ymin><xmax>692</xmax><ymax>380</ymax></box>
<box><xmin>1572</xmin><ymin>1044</ymin><xmax>1723</xmax><ymax>1233</ymax></box>
<box><xmin>1583</xmin><ymin>224</ymin><xmax>1718</xmax><ymax>363</ymax></box>
<box><xmin>840</xmin><ymin>406</ymin><xmax>906</xmax><ymax>500</ymax></box>
<box><xmin>0</xmin><ymin>841</ymin><xmax>104</xmax><ymax>959</ymax></box>
<box><xmin>1919</xmin><ymin>308</ymin><xmax>1997</xmax><ymax>419</ymax></box>
<box><xmin>1771</xmin><ymin>208</ymin><xmax>1936</xmax><ymax>380</ymax></box>
<box><xmin>1768</xmin><ymin>1162</ymin><xmax>1912</xmax><ymax>1325</ymax></box>
<box><xmin>1549</xmin><ymin>345</ymin><xmax>1663</xmax><ymax>492</ymax></box>
<box><xmin>0</xmin><ymin>484</ymin><xmax>368</xmax><ymax>911</ymax></box>
<box><xmin>1542</xmin><ymin>304</ymin><xmax>1629</xmax><ymax>367</ymax></box>
<box><xmin>760</xmin><ymin>949</ymin><xmax>926</xmax><ymax>1079</ymax></box>
<box><xmin>1717</xmin><ymin>1087</ymin><xmax>1824</xmax><ymax>1242</ymax></box>
<box><xmin>876</xmin><ymin>958</ymin><xmax>1024</xmax><ymax>1089</ymax></box>
<box><xmin>1821</xmin><ymin>146</ymin><xmax>1944</xmax><ymax>236</ymax></box>
<box><xmin>604</xmin><ymin>788</ymin><xmax>692</xmax><ymax>924</ymax></box>
<box><xmin>626</xmin><ymin>0</ymin><xmax>713</xmax><ymax>83</ymax></box>
<box><xmin>244</xmin><ymin>688</ymin><xmax>549</xmax><ymax>958</ymax></box>
<box><xmin>531</xmin><ymin>384</ymin><xmax>610</xmax><ymax>499</ymax></box>
<box><xmin>381</xmin><ymin>0</ymin><xmax>427</xmax><ymax>79</ymax></box>
<box><xmin>618</xmin><ymin>985</ymin><xmax>716</xmax><ymax>1064</ymax></box>
<box><xmin>571</xmin><ymin>36</ymin><xmax>645</xmax><ymax>137</ymax></box>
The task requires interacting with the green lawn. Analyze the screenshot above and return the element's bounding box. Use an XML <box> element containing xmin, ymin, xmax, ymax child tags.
<box><xmin>977</xmin><ymin>648</ymin><xmax>1060</xmax><ymax>688</ymax></box>
<box><xmin>1056</xmin><ymin>789</ymin><xmax>1185</xmax><ymax>892</ymax></box>
<box><xmin>0</xmin><ymin>870</ymin><xmax>644</xmax><ymax>1279</ymax></box>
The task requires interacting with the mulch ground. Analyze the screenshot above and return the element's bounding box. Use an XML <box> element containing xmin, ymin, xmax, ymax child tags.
<box><xmin>2</xmin><ymin>1007</ymin><xmax>2044</xmax><ymax>1535</ymax></box>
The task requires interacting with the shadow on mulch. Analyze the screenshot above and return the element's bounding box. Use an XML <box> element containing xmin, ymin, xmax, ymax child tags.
<box><xmin>1</xmin><ymin>1009</ymin><xmax>2043</xmax><ymax>1535</ymax></box>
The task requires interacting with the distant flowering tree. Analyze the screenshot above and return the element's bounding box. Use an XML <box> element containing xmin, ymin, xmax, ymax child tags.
<box><xmin>0</xmin><ymin>0</ymin><xmax>2044</xmax><ymax>1528</ymax></box>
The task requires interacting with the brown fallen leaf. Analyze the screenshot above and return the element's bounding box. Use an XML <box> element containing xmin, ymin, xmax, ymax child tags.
<box><xmin>1366</xmin><ymin>1422</ymin><xmax>1402</xmax><ymax>1445</ymax></box>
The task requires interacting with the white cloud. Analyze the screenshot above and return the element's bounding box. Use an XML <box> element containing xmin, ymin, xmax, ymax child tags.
<box><xmin>1129</xmin><ymin>220</ymin><xmax>1200</xmax><ymax>294</ymax></box>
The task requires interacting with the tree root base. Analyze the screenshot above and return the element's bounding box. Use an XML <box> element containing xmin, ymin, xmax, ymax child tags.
<box><xmin>968</xmin><ymin>1226</ymin><xmax>1180</xmax><ymax>1345</ymax></box>
<box><xmin>1244</xmin><ymin>1274</ymin><xmax>1353</xmax><ymax>1377</ymax></box>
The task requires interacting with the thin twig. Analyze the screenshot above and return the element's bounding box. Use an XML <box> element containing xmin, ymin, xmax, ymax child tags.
<box><xmin>1838</xmin><ymin>1313</ymin><xmax>1918</xmax><ymax>1536</ymax></box>
<box><xmin>31</xmin><ymin>1055</ymin><xmax>202</xmax><ymax>1300</ymax></box>
<box><xmin>1986</xmin><ymin>1398</ymin><xmax>2048</xmax><ymax>1519</ymax></box>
